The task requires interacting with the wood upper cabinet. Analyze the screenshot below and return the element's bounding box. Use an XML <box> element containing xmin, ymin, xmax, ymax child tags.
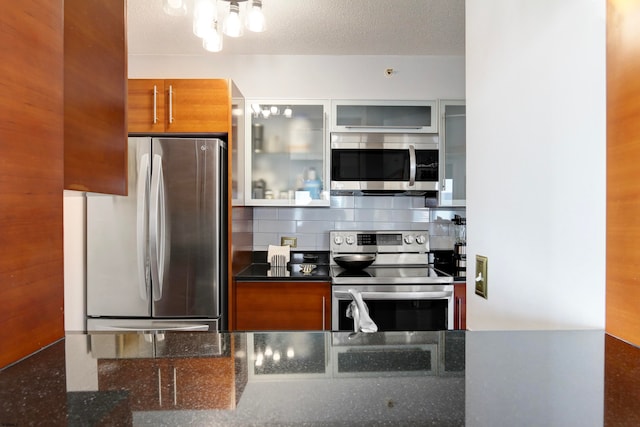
<box><xmin>64</xmin><ymin>0</ymin><xmax>127</xmax><ymax>195</ymax></box>
<box><xmin>128</xmin><ymin>79</ymin><xmax>231</xmax><ymax>133</ymax></box>
<box><xmin>127</xmin><ymin>79</ymin><xmax>166</xmax><ymax>133</ymax></box>
<box><xmin>234</xmin><ymin>281</ymin><xmax>331</xmax><ymax>331</ymax></box>
<box><xmin>1</xmin><ymin>0</ymin><xmax>64</xmax><ymax>369</ymax></box>
<box><xmin>98</xmin><ymin>357</ymin><xmax>236</xmax><ymax>410</ymax></box>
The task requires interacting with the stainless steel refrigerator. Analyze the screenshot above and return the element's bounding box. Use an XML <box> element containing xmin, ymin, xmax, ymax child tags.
<box><xmin>86</xmin><ymin>137</ymin><xmax>227</xmax><ymax>332</ymax></box>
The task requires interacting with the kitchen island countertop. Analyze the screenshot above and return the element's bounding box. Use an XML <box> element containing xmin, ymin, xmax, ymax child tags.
<box><xmin>1</xmin><ymin>329</ymin><xmax>639</xmax><ymax>426</ymax></box>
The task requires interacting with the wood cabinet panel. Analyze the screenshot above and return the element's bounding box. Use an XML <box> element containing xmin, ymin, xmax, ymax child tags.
<box><xmin>165</xmin><ymin>79</ymin><xmax>230</xmax><ymax>133</ymax></box>
<box><xmin>606</xmin><ymin>0</ymin><xmax>640</xmax><ymax>345</ymax></box>
<box><xmin>235</xmin><ymin>281</ymin><xmax>331</xmax><ymax>331</ymax></box>
<box><xmin>454</xmin><ymin>283</ymin><xmax>466</xmax><ymax>330</ymax></box>
<box><xmin>0</xmin><ymin>0</ymin><xmax>64</xmax><ymax>369</ymax></box>
<box><xmin>128</xmin><ymin>79</ymin><xmax>231</xmax><ymax>134</ymax></box>
<box><xmin>98</xmin><ymin>359</ymin><xmax>165</xmax><ymax>411</ymax></box>
<box><xmin>98</xmin><ymin>357</ymin><xmax>236</xmax><ymax>410</ymax></box>
<box><xmin>64</xmin><ymin>0</ymin><xmax>127</xmax><ymax>195</ymax></box>
<box><xmin>173</xmin><ymin>358</ymin><xmax>236</xmax><ymax>409</ymax></box>
<box><xmin>127</xmin><ymin>79</ymin><xmax>166</xmax><ymax>133</ymax></box>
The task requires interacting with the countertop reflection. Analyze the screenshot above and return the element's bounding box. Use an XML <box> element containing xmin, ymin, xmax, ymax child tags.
<box><xmin>1</xmin><ymin>330</ymin><xmax>638</xmax><ymax>426</ymax></box>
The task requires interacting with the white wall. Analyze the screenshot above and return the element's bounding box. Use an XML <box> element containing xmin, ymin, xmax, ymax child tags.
<box><xmin>64</xmin><ymin>191</ymin><xmax>86</xmax><ymax>332</ymax></box>
<box><xmin>128</xmin><ymin>54</ymin><xmax>465</xmax><ymax>99</ymax></box>
<box><xmin>465</xmin><ymin>0</ymin><xmax>606</xmax><ymax>329</ymax></box>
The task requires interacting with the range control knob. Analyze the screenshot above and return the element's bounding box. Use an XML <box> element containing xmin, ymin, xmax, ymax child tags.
<box><xmin>345</xmin><ymin>235</ymin><xmax>355</xmax><ymax>245</ymax></box>
<box><xmin>416</xmin><ymin>235</ymin><xmax>427</xmax><ymax>245</ymax></box>
<box><xmin>404</xmin><ymin>235</ymin><xmax>415</xmax><ymax>244</ymax></box>
<box><xmin>333</xmin><ymin>235</ymin><xmax>344</xmax><ymax>245</ymax></box>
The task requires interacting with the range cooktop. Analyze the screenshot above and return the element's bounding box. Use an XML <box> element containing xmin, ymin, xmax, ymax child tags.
<box><xmin>330</xmin><ymin>265</ymin><xmax>453</xmax><ymax>285</ymax></box>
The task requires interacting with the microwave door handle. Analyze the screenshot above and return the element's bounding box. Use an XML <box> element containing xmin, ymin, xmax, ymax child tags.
<box><xmin>409</xmin><ymin>145</ymin><xmax>416</xmax><ymax>186</ymax></box>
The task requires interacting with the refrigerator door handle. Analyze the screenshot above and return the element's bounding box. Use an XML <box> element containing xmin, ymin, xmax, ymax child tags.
<box><xmin>150</xmin><ymin>153</ymin><xmax>166</xmax><ymax>301</ymax></box>
<box><xmin>136</xmin><ymin>153</ymin><xmax>150</xmax><ymax>301</ymax></box>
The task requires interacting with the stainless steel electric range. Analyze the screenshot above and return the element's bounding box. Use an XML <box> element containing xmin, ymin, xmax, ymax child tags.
<box><xmin>330</xmin><ymin>230</ymin><xmax>454</xmax><ymax>332</ymax></box>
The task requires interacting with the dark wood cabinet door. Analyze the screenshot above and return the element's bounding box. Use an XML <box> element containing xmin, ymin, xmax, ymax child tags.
<box><xmin>98</xmin><ymin>359</ymin><xmax>166</xmax><ymax>411</ymax></box>
<box><xmin>64</xmin><ymin>0</ymin><xmax>127</xmax><ymax>195</ymax></box>
<box><xmin>235</xmin><ymin>281</ymin><xmax>331</xmax><ymax>331</ymax></box>
<box><xmin>0</xmin><ymin>0</ymin><xmax>64</xmax><ymax>369</ymax></box>
<box><xmin>128</xmin><ymin>79</ymin><xmax>166</xmax><ymax>133</ymax></box>
<box><xmin>172</xmin><ymin>358</ymin><xmax>236</xmax><ymax>409</ymax></box>
<box><xmin>454</xmin><ymin>283</ymin><xmax>466</xmax><ymax>330</ymax></box>
<box><xmin>98</xmin><ymin>357</ymin><xmax>236</xmax><ymax>410</ymax></box>
<box><xmin>164</xmin><ymin>79</ymin><xmax>230</xmax><ymax>133</ymax></box>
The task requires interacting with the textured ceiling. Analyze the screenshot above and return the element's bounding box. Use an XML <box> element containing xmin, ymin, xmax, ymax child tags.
<box><xmin>127</xmin><ymin>0</ymin><xmax>465</xmax><ymax>56</ymax></box>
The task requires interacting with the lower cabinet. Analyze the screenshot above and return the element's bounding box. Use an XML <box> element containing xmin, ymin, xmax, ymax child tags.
<box><xmin>454</xmin><ymin>282</ymin><xmax>467</xmax><ymax>330</ymax></box>
<box><xmin>234</xmin><ymin>281</ymin><xmax>331</xmax><ymax>331</ymax></box>
<box><xmin>98</xmin><ymin>357</ymin><xmax>236</xmax><ymax>410</ymax></box>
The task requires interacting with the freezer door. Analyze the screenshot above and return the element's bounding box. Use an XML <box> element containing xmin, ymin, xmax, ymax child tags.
<box><xmin>150</xmin><ymin>138</ymin><xmax>226</xmax><ymax>318</ymax></box>
<box><xmin>87</xmin><ymin>137</ymin><xmax>151</xmax><ymax>317</ymax></box>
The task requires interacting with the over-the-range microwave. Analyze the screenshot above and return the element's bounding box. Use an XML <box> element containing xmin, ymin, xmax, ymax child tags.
<box><xmin>330</xmin><ymin>132</ymin><xmax>439</xmax><ymax>194</ymax></box>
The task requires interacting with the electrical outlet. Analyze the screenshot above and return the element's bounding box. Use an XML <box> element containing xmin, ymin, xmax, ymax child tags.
<box><xmin>475</xmin><ymin>255</ymin><xmax>488</xmax><ymax>299</ymax></box>
<box><xmin>280</xmin><ymin>236</ymin><xmax>297</xmax><ymax>248</ymax></box>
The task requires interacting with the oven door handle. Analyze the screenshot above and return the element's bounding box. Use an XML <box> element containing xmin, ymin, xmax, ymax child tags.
<box><xmin>336</xmin><ymin>291</ymin><xmax>452</xmax><ymax>300</ymax></box>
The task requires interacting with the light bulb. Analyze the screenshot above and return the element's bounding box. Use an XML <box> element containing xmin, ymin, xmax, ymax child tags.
<box><xmin>163</xmin><ymin>0</ymin><xmax>187</xmax><ymax>16</ymax></box>
<box><xmin>246</xmin><ymin>0</ymin><xmax>265</xmax><ymax>32</ymax></box>
<box><xmin>193</xmin><ymin>0</ymin><xmax>216</xmax><ymax>38</ymax></box>
<box><xmin>223</xmin><ymin>1</ymin><xmax>243</xmax><ymax>37</ymax></box>
<box><xmin>283</xmin><ymin>107</ymin><xmax>292</xmax><ymax>118</ymax></box>
<box><xmin>202</xmin><ymin>21</ymin><xmax>223</xmax><ymax>52</ymax></box>
<box><xmin>270</xmin><ymin>106</ymin><xmax>279</xmax><ymax>115</ymax></box>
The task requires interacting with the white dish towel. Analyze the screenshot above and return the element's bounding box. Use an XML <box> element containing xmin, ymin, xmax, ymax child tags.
<box><xmin>346</xmin><ymin>289</ymin><xmax>378</xmax><ymax>333</ymax></box>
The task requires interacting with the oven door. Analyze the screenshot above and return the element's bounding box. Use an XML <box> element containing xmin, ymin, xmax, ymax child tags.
<box><xmin>330</xmin><ymin>134</ymin><xmax>439</xmax><ymax>192</ymax></box>
<box><xmin>332</xmin><ymin>285</ymin><xmax>454</xmax><ymax>331</ymax></box>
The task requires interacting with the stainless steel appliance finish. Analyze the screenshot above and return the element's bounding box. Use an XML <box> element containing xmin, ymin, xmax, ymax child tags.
<box><xmin>330</xmin><ymin>230</ymin><xmax>454</xmax><ymax>331</ymax></box>
<box><xmin>330</xmin><ymin>132</ymin><xmax>439</xmax><ymax>193</ymax></box>
<box><xmin>86</xmin><ymin>137</ymin><xmax>227</xmax><ymax>332</ymax></box>
<box><xmin>331</xmin><ymin>331</ymin><xmax>440</xmax><ymax>378</ymax></box>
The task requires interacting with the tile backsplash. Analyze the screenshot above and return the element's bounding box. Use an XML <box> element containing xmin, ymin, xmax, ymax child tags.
<box><xmin>252</xmin><ymin>195</ymin><xmax>464</xmax><ymax>251</ymax></box>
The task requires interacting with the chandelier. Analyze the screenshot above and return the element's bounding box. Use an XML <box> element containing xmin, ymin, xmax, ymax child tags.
<box><xmin>162</xmin><ymin>0</ymin><xmax>266</xmax><ymax>53</ymax></box>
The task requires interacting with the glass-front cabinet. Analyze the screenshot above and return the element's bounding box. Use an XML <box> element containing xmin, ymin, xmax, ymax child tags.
<box><xmin>245</xmin><ymin>100</ymin><xmax>330</xmax><ymax>206</ymax></box>
<box><xmin>439</xmin><ymin>100</ymin><xmax>466</xmax><ymax>206</ymax></box>
<box><xmin>331</xmin><ymin>100</ymin><xmax>438</xmax><ymax>133</ymax></box>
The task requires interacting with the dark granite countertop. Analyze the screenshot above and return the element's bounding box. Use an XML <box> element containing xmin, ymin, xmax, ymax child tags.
<box><xmin>1</xmin><ymin>330</ymin><xmax>639</xmax><ymax>426</ymax></box>
<box><xmin>236</xmin><ymin>251</ymin><xmax>331</xmax><ymax>281</ymax></box>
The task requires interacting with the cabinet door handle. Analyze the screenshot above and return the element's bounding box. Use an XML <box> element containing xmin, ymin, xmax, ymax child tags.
<box><xmin>441</xmin><ymin>112</ymin><xmax>447</xmax><ymax>191</ymax></box>
<box><xmin>157</xmin><ymin>367</ymin><xmax>162</xmax><ymax>407</ymax></box>
<box><xmin>153</xmin><ymin>84</ymin><xmax>158</xmax><ymax>124</ymax></box>
<box><xmin>169</xmin><ymin>84</ymin><xmax>174</xmax><ymax>124</ymax></box>
<box><xmin>173</xmin><ymin>367</ymin><xmax>177</xmax><ymax>405</ymax></box>
<box><xmin>322</xmin><ymin>296</ymin><xmax>326</xmax><ymax>331</ymax></box>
